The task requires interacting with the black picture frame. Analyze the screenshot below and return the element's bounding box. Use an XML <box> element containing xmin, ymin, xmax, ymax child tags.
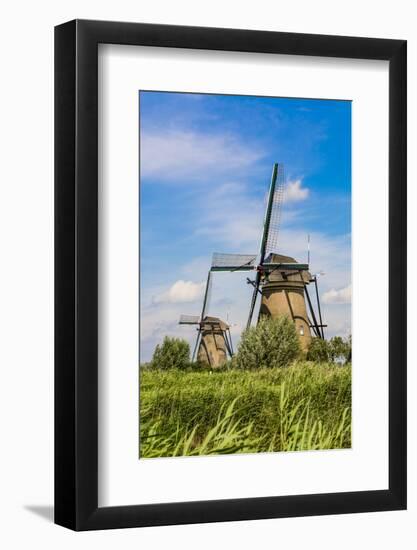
<box><xmin>55</xmin><ymin>19</ymin><xmax>407</xmax><ymax>531</ymax></box>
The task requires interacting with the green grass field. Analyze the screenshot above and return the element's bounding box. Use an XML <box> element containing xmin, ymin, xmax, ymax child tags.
<box><xmin>139</xmin><ymin>362</ymin><xmax>351</xmax><ymax>458</ymax></box>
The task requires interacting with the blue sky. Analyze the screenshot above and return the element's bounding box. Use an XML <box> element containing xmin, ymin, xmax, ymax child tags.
<box><xmin>139</xmin><ymin>91</ymin><xmax>351</xmax><ymax>362</ymax></box>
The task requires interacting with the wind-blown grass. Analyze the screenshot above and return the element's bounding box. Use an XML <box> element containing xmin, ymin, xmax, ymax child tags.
<box><xmin>139</xmin><ymin>362</ymin><xmax>351</xmax><ymax>458</ymax></box>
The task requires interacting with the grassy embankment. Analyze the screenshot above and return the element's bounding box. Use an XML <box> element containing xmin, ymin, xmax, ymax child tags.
<box><xmin>139</xmin><ymin>362</ymin><xmax>351</xmax><ymax>458</ymax></box>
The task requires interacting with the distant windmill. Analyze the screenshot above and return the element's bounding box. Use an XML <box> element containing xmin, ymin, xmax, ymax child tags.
<box><xmin>179</xmin><ymin>270</ymin><xmax>234</xmax><ymax>367</ymax></box>
<box><xmin>211</xmin><ymin>163</ymin><xmax>326</xmax><ymax>351</ymax></box>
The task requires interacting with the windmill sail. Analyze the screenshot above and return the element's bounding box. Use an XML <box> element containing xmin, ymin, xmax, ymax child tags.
<box><xmin>246</xmin><ymin>270</ymin><xmax>261</xmax><ymax>329</ymax></box>
<box><xmin>179</xmin><ymin>271</ymin><xmax>213</xmax><ymax>328</ymax></box>
<box><xmin>179</xmin><ymin>314</ymin><xmax>200</xmax><ymax>325</ymax></box>
<box><xmin>192</xmin><ymin>332</ymin><xmax>202</xmax><ymax>362</ymax></box>
<box><xmin>246</xmin><ymin>163</ymin><xmax>285</xmax><ymax>329</ymax></box>
<box><xmin>180</xmin><ymin>270</ymin><xmax>212</xmax><ymax>362</ymax></box>
<box><xmin>259</xmin><ymin>163</ymin><xmax>285</xmax><ymax>262</ymax></box>
<box><xmin>200</xmin><ymin>270</ymin><xmax>213</xmax><ymax>321</ymax></box>
<box><xmin>211</xmin><ymin>253</ymin><xmax>257</xmax><ymax>272</ymax></box>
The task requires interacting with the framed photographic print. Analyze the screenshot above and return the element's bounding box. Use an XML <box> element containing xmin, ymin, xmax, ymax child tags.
<box><xmin>55</xmin><ymin>19</ymin><xmax>406</xmax><ymax>530</ymax></box>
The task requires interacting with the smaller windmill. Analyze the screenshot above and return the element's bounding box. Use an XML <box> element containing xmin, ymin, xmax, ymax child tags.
<box><xmin>179</xmin><ymin>270</ymin><xmax>234</xmax><ymax>367</ymax></box>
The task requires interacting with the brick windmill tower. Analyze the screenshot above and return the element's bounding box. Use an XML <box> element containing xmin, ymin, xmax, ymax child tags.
<box><xmin>258</xmin><ymin>253</ymin><xmax>313</xmax><ymax>350</ymax></box>
<box><xmin>210</xmin><ymin>163</ymin><xmax>325</xmax><ymax>350</ymax></box>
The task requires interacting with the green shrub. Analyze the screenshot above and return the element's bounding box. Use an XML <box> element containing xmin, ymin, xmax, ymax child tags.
<box><xmin>233</xmin><ymin>316</ymin><xmax>300</xmax><ymax>370</ymax></box>
<box><xmin>329</xmin><ymin>336</ymin><xmax>351</xmax><ymax>363</ymax></box>
<box><xmin>307</xmin><ymin>337</ymin><xmax>331</xmax><ymax>362</ymax></box>
<box><xmin>307</xmin><ymin>335</ymin><xmax>352</xmax><ymax>363</ymax></box>
<box><xmin>150</xmin><ymin>336</ymin><xmax>190</xmax><ymax>370</ymax></box>
<box><xmin>344</xmin><ymin>335</ymin><xmax>352</xmax><ymax>362</ymax></box>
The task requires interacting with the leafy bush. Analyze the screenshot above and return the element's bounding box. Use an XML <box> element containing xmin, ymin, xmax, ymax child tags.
<box><xmin>344</xmin><ymin>335</ymin><xmax>352</xmax><ymax>362</ymax></box>
<box><xmin>307</xmin><ymin>335</ymin><xmax>352</xmax><ymax>363</ymax></box>
<box><xmin>150</xmin><ymin>336</ymin><xmax>190</xmax><ymax>370</ymax></box>
<box><xmin>233</xmin><ymin>316</ymin><xmax>300</xmax><ymax>370</ymax></box>
<box><xmin>329</xmin><ymin>336</ymin><xmax>351</xmax><ymax>363</ymax></box>
<box><xmin>307</xmin><ymin>337</ymin><xmax>331</xmax><ymax>362</ymax></box>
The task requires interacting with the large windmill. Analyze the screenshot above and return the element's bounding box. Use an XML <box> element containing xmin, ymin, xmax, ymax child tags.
<box><xmin>179</xmin><ymin>270</ymin><xmax>234</xmax><ymax>367</ymax></box>
<box><xmin>211</xmin><ymin>163</ymin><xmax>325</xmax><ymax>351</ymax></box>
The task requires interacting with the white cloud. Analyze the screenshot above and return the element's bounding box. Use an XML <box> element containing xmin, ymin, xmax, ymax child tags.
<box><xmin>322</xmin><ymin>306</ymin><xmax>351</xmax><ymax>338</ymax></box>
<box><xmin>195</xmin><ymin>181</ymin><xmax>264</xmax><ymax>249</ymax></box>
<box><xmin>194</xmin><ymin>178</ymin><xmax>310</xmax><ymax>250</ymax></box>
<box><xmin>322</xmin><ymin>284</ymin><xmax>352</xmax><ymax>304</ymax></box>
<box><xmin>284</xmin><ymin>179</ymin><xmax>309</xmax><ymax>202</ymax></box>
<box><xmin>153</xmin><ymin>279</ymin><xmax>205</xmax><ymax>304</ymax></box>
<box><xmin>141</xmin><ymin>130</ymin><xmax>264</xmax><ymax>182</ymax></box>
<box><xmin>140</xmin><ymin>303</ymin><xmax>196</xmax><ymax>361</ymax></box>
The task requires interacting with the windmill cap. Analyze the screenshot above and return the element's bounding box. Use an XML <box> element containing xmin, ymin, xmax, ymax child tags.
<box><xmin>263</xmin><ymin>252</ymin><xmax>311</xmax><ymax>283</ymax></box>
<box><xmin>264</xmin><ymin>253</ymin><xmax>298</xmax><ymax>264</ymax></box>
<box><xmin>202</xmin><ymin>316</ymin><xmax>230</xmax><ymax>330</ymax></box>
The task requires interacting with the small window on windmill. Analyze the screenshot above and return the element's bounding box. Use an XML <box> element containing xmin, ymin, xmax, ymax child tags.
<box><xmin>299</xmin><ymin>325</ymin><xmax>304</xmax><ymax>336</ymax></box>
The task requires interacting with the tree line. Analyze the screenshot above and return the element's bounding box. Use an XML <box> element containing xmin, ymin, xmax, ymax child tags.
<box><xmin>144</xmin><ymin>316</ymin><xmax>352</xmax><ymax>371</ymax></box>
